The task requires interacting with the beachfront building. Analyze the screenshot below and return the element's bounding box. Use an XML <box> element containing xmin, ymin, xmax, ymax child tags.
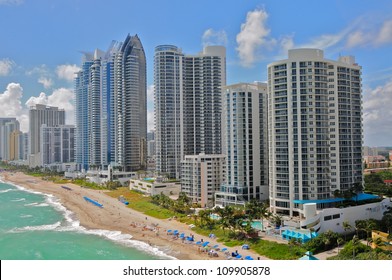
<box><xmin>129</xmin><ymin>177</ymin><xmax>181</xmax><ymax>197</ymax></box>
<box><xmin>75</xmin><ymin>45</ymin><xmax>119</xmax><ymax>171</ymax></box>
<box><xmin>215</xmin><ymin>83</ymin><xmax>269</xmax><ymax>206</ymax></box>
<box><xmin>154</xmin><ymin>45</ymin><xmax>183</xmax><ymax>179</ymax></box>
<box><xmin>154</xmin><ymin>45</ymin><xmax>226</xmax><ymax>179</ymax></box>
<box><xmin>114</xmin><ymin>35</ymin><xmax>147</xmax><ymax>172</ymax></box>
<box><xmin>75</xmin><ymin>54</ymin><xmax>94</xmax><ymax>170</ymax></box>
<box><xmin>86</xmin><ymin>165</ymin><xmax>138</xmax><ymax>186</ymax></box>
<box><xmin>268</xmin><ymin>49</ymin><xmax>363</xmax><ymax>216</ymax></box>
<box><xmin>75</xmin><ymin>34</ymin><xmax>147</xmax><ymax>172</ymax></box>
<box><xmin>281</xmin><ymin>195</ymin><xmax>392</xmax><ymax>235</ymax></box>
<box><xmin>28</xmin><ymin>104</ymin><xmax>65</xmax><ymax>167</ymax></box>
<box><xmin>40</xmin><ymin>124</ymin><xmax>75</xmax><ymax>165</ymax></box>
<box><xmin>181</xmin><ymin>153</ymin><xmax>226</xmax><ymax>208</ymax></box>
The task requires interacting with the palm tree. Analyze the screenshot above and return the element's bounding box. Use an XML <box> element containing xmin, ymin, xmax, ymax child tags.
<box><xmin>288</xmin><ymin>237</ymin><xmax>300</xmax><ymax>255</ymax></box>
<box><xmin>309</xmin><ymin>227</ymin><xmax>316</xmax><ymax>240</ymax></box>
<box><xmin>198</xmin><ymin>209</ymin><xmax>210</xmax><ymax>228</ymax></box>
<box><xmin>219</xmin><ymin>206</ymin><xmax>234</xmax><ymax>235</ymax></box>
<box><xmin>342</xmin><ymin>221</ymin><xmax>352</xmax><ymax>241</ymax></box>
<box><xmin>337</xmin><ymin>237</ymin><xmax>344</xmax><ymax>253</ymax></box>
<box><xmin>323</xmin><ymin>235</ymin><xmax>331</xmax><ymax>251</ymax></box>
<box><xmin>351</xmin><ymin>181</ymin><xmax>363</xmax><ymax>205</ymax></box>
<box><xmin>352</xmin><ymin>235</ymin><xmax>360</xmax><ymax>259</ymax></box>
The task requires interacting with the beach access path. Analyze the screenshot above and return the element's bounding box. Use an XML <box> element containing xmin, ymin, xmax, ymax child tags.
<box><xmin>1</xmin><ymin>171</ymin><xmax>269</xmax><ymax>260</ymax></box>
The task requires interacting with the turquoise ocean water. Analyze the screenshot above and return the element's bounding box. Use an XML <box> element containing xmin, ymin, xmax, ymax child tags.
<box><xmin>0</xmin><ymin>179</ymin><xmax>172</xmax><ymax>260</ymax></box>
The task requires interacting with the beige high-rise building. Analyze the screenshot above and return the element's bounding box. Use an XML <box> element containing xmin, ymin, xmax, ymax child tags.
<box><xmin>181</xmin><ymin>153</ymin><xmax>226</xmax><ymax>208</ymax></box>
<box><xmin>28</xmin><ymin>104</ymin><xmax>65</xmax><ymax>167</ymax></box>
<box><xmin>9</xmin><ymin>130</ymin><xmax>22</xmax><ymax>161</ymax></box>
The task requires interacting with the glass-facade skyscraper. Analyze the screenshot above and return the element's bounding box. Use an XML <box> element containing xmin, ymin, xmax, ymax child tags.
<box><xmin>75</xmin><ymin>34</ymin><xmax>147</xmax><ymax>172</ymax></box>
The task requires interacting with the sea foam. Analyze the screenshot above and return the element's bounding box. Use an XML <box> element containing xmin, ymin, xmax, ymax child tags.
<box><xmin>3</xmin><ymin>179</ymin><xmax>176</xmax><ymax>260</ymax></box>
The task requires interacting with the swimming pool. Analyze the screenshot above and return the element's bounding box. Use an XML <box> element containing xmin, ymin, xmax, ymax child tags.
<box><xmin>251</xmin><ymin>221</ymin><xmax>263</xmax><ymax>230</ymax></box>
<box><xmin>210</xmin><ymin>213</ymin><xmax>221</xmax><ymax>220</ymax></box>
<box><xmin>242</xmin><ymin>221</ymin><xmax>263</xmax><ymax>230</ymax></box>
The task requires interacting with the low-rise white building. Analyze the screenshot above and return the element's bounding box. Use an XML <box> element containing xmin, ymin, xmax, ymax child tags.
<box><xmin>129</xmin><ymin>177</ymin><xmax>181</xmax><ymax>197</ymax></box>
<box><xmin>86</xmin><ymin>165</ymin><xmax>138</xmax><ymax>186</ymax></box>
<box><xmin>282</xmin><ymin>194</ymin><xmax>392</xmax><ymax>235</ymax></box>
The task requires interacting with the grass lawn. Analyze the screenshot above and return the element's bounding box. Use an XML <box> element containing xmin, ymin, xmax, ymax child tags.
<box><xmin>193</xmin><ymin>224</ymin><xmax>305</xmax><ymax>259</ymax></box>
<box><xmin>107</xmin><ymin>188</ymin><xmax>178</xmax><ymax>219</ymax></box>
<box><xmin>106</xmin><ymin>188</ymin><xmax>304</xmax><ymax>260</ymax></box>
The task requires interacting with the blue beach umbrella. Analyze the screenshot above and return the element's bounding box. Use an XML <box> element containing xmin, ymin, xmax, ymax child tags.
<box><xmin>202</xmin><ymin>241</ymin><xmax>210</xmax><ymax>247</ymax></box>
<box><xmin>242</xmin><ymin>244</ymin><xmax>250</xmax><ymax>249</ymax></box>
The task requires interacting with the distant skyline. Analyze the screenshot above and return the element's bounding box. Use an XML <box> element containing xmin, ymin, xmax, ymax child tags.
<box><xmin>1</xmin><ymin>0</ymin><xmax>392</xmax><ymax>146</ymax></box>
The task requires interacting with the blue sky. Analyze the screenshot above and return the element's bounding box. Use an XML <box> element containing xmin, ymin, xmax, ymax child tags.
<box><xmin>1</xmin><ymin>0</ymin><xmax>392</xmax><ymax>146</ymax></box>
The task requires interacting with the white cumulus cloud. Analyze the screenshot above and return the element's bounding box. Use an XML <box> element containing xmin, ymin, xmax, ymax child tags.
<box><xmin>0</xmin><ymin>83</ymin><xmax>29</xmax><ymax>131</ymax></box>
<box><xmin>0</xmin><ymin>58</ymin><xmax>14</xmax><ymax>76</ymax></box>
<box><xmin>147</xmin><ymin>84</ymin><xmax>154</xmax><ymax>105</ymax></box>
<box><xmin>236</xmin><ymin>9</ymin><xmax>276</xmax><ymax>67</ymax></box>
<box><xmin>38</xmin><ymin>77</ymin><xmax>53</xmax><ymax>89</ymax></box>
<box><xmin>56</xmin><ymin>64</ymin><xmax>80</xmax><ymax>82</ymax></box>
<box><xmin>363</xmin><ymin>80</ymin><xmax>392</xmax><ymax>146</ymax></box>
<box><xmin>147</xmin><ymin>84</ymin><xmax>155</xmax><ymax>132</ymax></box>
<box><xmin>202</xmin><ymin>28</ymin><xmax>228</xmax><ymax>47</ymax></box>
<box><xmin>147</xmin><ymin>110</ymin><xmax>154</xmax><ymax>132</ymax></box>
<box><xmin>25</xmin><ymin>88</ymin><xmax>75</xmax><ymax>125</ymax></box>
<box><xmin>1</xmin><ymin>83</ymin><xmax>75</xmax><ymax>132</ymax></box>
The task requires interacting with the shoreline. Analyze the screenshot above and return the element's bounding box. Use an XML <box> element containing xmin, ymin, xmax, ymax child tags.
<box><xmin>1</xmin><ymin>171</ymin><xmax>268</xmax><ymax>260</ymax></box>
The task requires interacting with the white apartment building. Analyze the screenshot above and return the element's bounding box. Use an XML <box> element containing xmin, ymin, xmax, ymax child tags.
<box><xmin>268</xmin><ymin>49</ymin><xmax>363</xmax><ymax>216</ymax></box>
<box><xmin>181</xmin><ymin>153</ymin><xmax>225</xmax><ymax>208</ymax></box>
<box><xmin>154</xmin><ymin>45</ymin><xmax>183</xmax><ymax>179</ymax></box>
<box><xmin>215</xmin><ymin>83</ymin><xmax>269</xmax><ymax>206</ymax></box>
<box><xmin>154</xmin><ymin>45</ymin><xmax>226</xmax><ymax>179</ymax></box>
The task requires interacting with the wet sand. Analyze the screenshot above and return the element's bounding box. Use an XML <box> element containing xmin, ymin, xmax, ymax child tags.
<box><xmin>1</xmin><ymin>171</ymin><xmax>268</xmax><ymax>260</ymax></box>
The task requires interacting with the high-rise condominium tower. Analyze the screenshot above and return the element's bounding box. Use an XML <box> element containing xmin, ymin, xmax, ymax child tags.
<box><xmin>41</xmin><ymin>125</ymin><xmax>75</xmax><ymax>165</ymax></box>
<box><xmin>268</xmin><ymin>49</ymin><xmax>362</xmax><ymax>216</ymax></box>
<box><xmin>114</xmin><ymin>35</ymin><xmax>147</xmax><ymax>172</ymax></box>
<box><xmin>215</xmin><ymin>83</ymin><xmax>268</xmax><ymax>206</ymax></box>
<box><xmin>28</xmin><ymin>104</ymin><xmax>65</xmax><ymax>166</ymax></box>
<box><xmin>0</xmin><ymin>118</ymin><xmax>18</xmax><ymax>160</ymax></box>
<box><xmin>154</xmin><ymin>45</ymin><xmax>183</xmax><ymax>179</ymax></box>
<box><xmin>154</xmin><ymin>45</ymin><xmax>226</xmax><ymax>179</ymax></box>
<box><xmin>75</xmin><ymin>34</ymin><xmax>147</xmax><ymax>172</ymax></box>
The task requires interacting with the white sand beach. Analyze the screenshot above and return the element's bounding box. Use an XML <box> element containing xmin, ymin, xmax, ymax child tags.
<box><xmin>1</xmin><ymin>171</ymin><xmax>269</xmax><ymax>260</ymax></box>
